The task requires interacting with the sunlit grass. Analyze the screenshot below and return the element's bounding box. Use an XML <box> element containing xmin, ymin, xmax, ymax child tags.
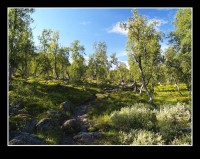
<box><xmin>9</xmin><ymin>78</ymin><xmax>191</xmax><ymax>145</ymax></box>
<box><xmin>36</xmin><ymin>129</ymin><xmax>63</xmax><ymax>145</ymax></box>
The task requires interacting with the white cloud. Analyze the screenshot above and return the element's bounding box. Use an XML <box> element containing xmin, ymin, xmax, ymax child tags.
<box><xmin>84</xmin><ymin>55</ymin><xmax>89</xmax><ymax>61</ymax></box>
<box><xmin>69</xmin><ymin>57</ymin><xmax>73</xmax><ymax>64</ymax></box>
<box><xmin>116</xmin><ymin>51</ymin><xmax>127</xmax><ymax>58</ymax></box>
<box><xmin>80</xmin><ymin>21</ymin><xmax>91</xmax><ymax>26</ymax></box>
<box><xmin>119</xmin><ymin>60</ymin><xmax>130</xmax><ymax>69</ymax></box>
<box><xmin>161</xmin><ymin>43</ymin><xmax>168</xmax><ymax>53</ymax></box>
<box><xmin>108</xmin><ymin>22</ymin><xmax>128</xmax><ymax>36</ymax></box>
<box><xmin>148</xmin><ymin>18</ymin><xmax>168</xmax><ymax>27</ymax></box>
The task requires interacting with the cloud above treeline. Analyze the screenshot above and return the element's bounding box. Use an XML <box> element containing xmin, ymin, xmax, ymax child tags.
<box><xmin>107</xmin><ymin>22</ymin><xmax>128</xmax><ymax>36</ymax></box>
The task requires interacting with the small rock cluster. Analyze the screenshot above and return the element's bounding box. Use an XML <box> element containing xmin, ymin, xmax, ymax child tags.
<box><xmin>9</xmin><ymin>100</ymin><xmax>101</xmax><ymax>145</ymax></box>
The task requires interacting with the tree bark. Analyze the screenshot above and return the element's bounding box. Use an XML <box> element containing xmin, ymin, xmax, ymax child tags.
<box><xmin>62</xmin><ymin>61</ymin><xmax>64</xmax><ymax>79</ymax></box>
<box><xmin>54</xmin><ymin>56</ymin><xmax>59</xmax><ymax>79</ymax></box>
<box><xmin>34</xmin><ymin>63</ymin><xmax>39</xmax><ymax>77</ymax></box>
<box><xmin>175</xmin><ymin>82</ymin><xmax>183</xmax><ymax>96</ymax></box>
<box><xmin>133</xmin><ymin>81</ymin><xmax>137</xmax><ymax>92</ymax></box>
<box><xmin>139</xmin><ymin>84</ymin><xmax>143</xmax><ymax>96</ymax></box>
<box><xmin>9</xmin><ymin>9</ymin><xmax>18</xmax><ymax>79</ymax></box>
<box><xmin>66</xmin><ymin>71</ymin><xmax>70</xmax><ymax>83</ymax></box>
<box><xmin>136</xmin><ymin>57</ymin><xmax>156</xmax><ymax>108</ymax></box>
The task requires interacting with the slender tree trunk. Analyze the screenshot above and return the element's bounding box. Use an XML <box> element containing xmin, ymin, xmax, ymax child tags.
<box><xmin>133</xmin><ymin>81</ymin><xmax>137</xmax><ymax>92</ymax></box>
<box><xmin>175</xmin><ymin>81</ymin><xmax>183</xmax><ymax>96</ymax></box>
<box><xmin>54</xmin><ymin>56</ymin><xmax>58</xmax><ymax>79</ymax></box>
<box><xmin>23</xmin><ymin>51</ymin><xmax>28</xmax><ymax>79</ymax></box>
<box><xmin>137</xmin><ymin>60</ymin><xmax>156</xmax><ymax>108</ymax></box>
<box><xmin>61</xmin><ymin>62</ymin><xmax>64</xmax><ymax>79</ymax></box>
<box><xmin>139</xmin><ymin>84</ymin><xmax>143</xmax><ymax>96</ymax></box>
<box><xmin>66</xmin><ymin>71</ymin><xmax>70</xmax><ymax>83</ymax></box>
<box><xmin>9</xmin><ymin>9</ymin><xmax>17</xmax><ymax>80</ymax></box>
<box><xmin>34</xmin><ymin>63</ymin><xmax>39</xmax><ymax>77</ymax></box>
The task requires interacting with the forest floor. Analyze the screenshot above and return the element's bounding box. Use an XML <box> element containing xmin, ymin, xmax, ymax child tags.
<box><xmin>9</xmin><ymin>77</ymin><xmax>192</xmax><ymax>145</ymax></box>
<box><xmin>60</xmin><ymin>97</ymin><xmax>100</xmax><ymax>145</ymax></box>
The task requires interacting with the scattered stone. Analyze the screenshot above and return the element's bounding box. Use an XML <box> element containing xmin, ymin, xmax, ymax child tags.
<box><xmin>18</xmin><ymin>115</ymin><xmax>36</xmax><ymax>133</ymax></box>
<box><xmin>179</xmin><ymin>127</ymin><xmax>191</xmax><ymax>132</ymax></box>
<box><xmin>18</xmin><ymin>109</ymin><xmax>28</xmax><ymax>114</ymax></box>
<box><xmin>36</xmin><ymin>118</ymin><xmax>56</xmax><ymax>131</ymax></box>
<box><xmin>60</xmin><ymin>101</ymin><xmax>71</xmax><ymax>111</ymax></box>
<box><xmin>9</xmin><ymin>132</ymin><xmax>44</xmax><ymax>145</ymax></box>
<box><xmin>9</xmin><ymin>114</ymin><xmax>36</xmax><ymax>133</ymax></box>
<box><xmin>45</xmin><ymin>76</ymin><xmax>53</xmax><ymax>80</ymax></box>
<box><xmin>73</xmin><ymin>132</ymin><xmax>101</xmax><ymax>144</ymax></box>
<box><xmin>9</xmin><ymin>102</ymin><xmax>25</xmax><ymax>115</ymax></box>
<box><xmin>61</xmin><ymin>135</ymin><xmax>76</xmax><ymax>145</ymax></box>
<box><xmin>46</xmin><ymin>110</ymin><xmax>67</xmax><ymax>124</ymax></box>
<box><xmin>61</xmin><ymin>119</ymin><xmax>81</xmax><ymax>134</ymax></box>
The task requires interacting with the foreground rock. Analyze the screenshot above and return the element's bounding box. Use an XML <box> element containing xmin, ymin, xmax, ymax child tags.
<box><xmin>60</xmin><ymin>135</ymin><xmax>76</xmax><ymax>145</ymax></box>
<box><xmin>46</xmin><ymin>110</ymin><xmax>67</xmax><ymax>124</ymax></box>
<box><xmin>9</xmin><ymin>114</ymin><xmax>36</xmax><ymax>133</ymax></box>
<box><xmin>9</xmin><ymin>102</ymin><xmax>25</xmax><ymax>115</ymax></box>
<box><xmin>60</xmin><ymin>101</ymin><xmax>71</xmax><ymax>111</ymax></box>
<box><xmin>36</xmin><ymin>118</ymin><xmax>56</xmax><ymax>131</ymax></box>
<box><xmin>61</xmin><ymin>119</ymin><xmax>81</xmax><ymax>133</ymax></box>
<box><xmin>19</xmin><ymin>115</ymin><xmax>36</xmax><ymax>133</ymax></box>
<box><xmin>73</xmin><ymin>132</ymin><xmax>102</xmax><ymax>144</ymax></box>
<box><xmin>9</xmin><ymin>132</ymin><xmax>44</xmax><ymax>145</ymax></box>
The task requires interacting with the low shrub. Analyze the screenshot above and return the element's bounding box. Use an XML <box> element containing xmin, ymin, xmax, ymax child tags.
<box><xmin>92</xmin><ymin>114</ymin><xmax>112</xmax><ymax>131</ymax></box>
<box><xmin>156</xmin><ymin>102</ymin><xmax>191</xmax><ymax>143</ymax></box>
<box><xmin>110</xmin><ymin>103</ymin><xmax>156</xmax><ymax>131</ymax></box>
<box><xmin>119</xmin><ymin>129</ymin><xmax>164</xmax><ymax>145</ymax></box>
<box><xmin>170</xmin><ymin>133</ymin><xmax>191</xmax><ymax>145</ymax></box>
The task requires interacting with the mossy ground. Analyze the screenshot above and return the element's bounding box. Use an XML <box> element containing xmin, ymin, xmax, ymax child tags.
<box><xmin>9</xmin><ymin>77</ymin><xmax>191</xmax><ymax>145</ymax></box>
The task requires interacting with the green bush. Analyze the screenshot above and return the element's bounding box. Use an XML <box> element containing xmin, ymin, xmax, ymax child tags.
<box><xmin>119</xmin><ymin>129</ymin><xmax>164</xmax><ymax>145</ymax></box>
<box><xmin>170</xmin><ymin>133</ymin><xmax>191</xmax><ymax>145</ymax></box>
<box><xmin>92</xmin><ymin>114</ymin><xmax>112</xmax><ymax>131</ymax></box>
<box><xmin>109</xmin><ymin>102</ymin><xmax>191</xmax><ymax>145</ymax></box>
<box><xmin>110</xmin><ymin>103</ymin><xmax>156</xmax><ymax>131</ymax></box>
<box><xmin>156</xmin><ymin>102</ymin><xmax>191</xmax><ymax>143</ymax></box>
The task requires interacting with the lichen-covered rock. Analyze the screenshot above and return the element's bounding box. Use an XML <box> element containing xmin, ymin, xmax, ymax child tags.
<box><xmin>9</xmin><ymin>114</ymin><xmax>36</xmax><ymax>133</ymax></box>
<box><xmin>60</xmin><ymin>101</ymin><xmax>71</xmax><ymax>111</ymax></box>
<box><xmin>46</xmin><ymin>110</ymin><xmax>67</xmax><ymax>124</ymax></box>
<box><xmin>61</xmin><ymin>119</ymin><xmax>81</xmax><ymax>133</ymax></box>
<box><xmin>9</xmin><ymin>102</ymin><xmax>25</xmax><ymax>115</ymax></box>
<box><xmin>73</xmin><ymin>132</ymin><xmax>101</xmax><ymax>144</ymax></box>
<box><xmin>9</xmin><ymin>132</ymin><xmax>44</xmax><ymax>145</ymax></box>
<box><xmin>36</xmin><ymin>118</ymin><xmax>56</xmax><ymax>131</ymax></box>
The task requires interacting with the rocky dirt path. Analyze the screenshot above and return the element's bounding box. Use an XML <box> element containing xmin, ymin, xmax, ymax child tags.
<box><xmin>60</xmin><ymin>96</ymin><xmax>101</xmax><ymax>145</ymax></box>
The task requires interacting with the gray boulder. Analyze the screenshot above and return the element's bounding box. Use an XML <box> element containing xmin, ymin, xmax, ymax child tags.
<box><xmin>73</xmin><ymin>132</ymin><xmax>101</xmax><ymax>144</ymax></box>
<box><xmin>61</xmin><ymin>119</ymin><xmax>81</xmax><ymax>133</ymax></box>
<box><xmin>36</xmin><ymin>118</ymin><xmax>56</xmax><ymax>131</ymax></box>
<box><xmin>46</xmin><ymin>110</ymin><xmax>67</xmax><ymax>124</ymax></box>
<box><xmin>19</xmin><ymin>115</ymin><xmax>36</xmax><ymax>133</ymax></box>
<box><xmin>9</xmin><ymin>132</ymin><xmax>44</xmax><ymax>145</ymax></box>
<box><xmin>9</xmin><ymin>102</ymin><xmax>25</xmax><ymax>115</ymax></box>
<box><xmin>9</xmin><ymin>114</ymin><xmax>36</xmax><ymax>133</ymax></box>
<box><xmin>60</xmin><ymin>101</ymin><xmax>71</xmax><ymax>111</ymax></box>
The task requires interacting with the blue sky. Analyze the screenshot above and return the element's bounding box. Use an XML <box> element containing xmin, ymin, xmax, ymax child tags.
<box><xmin>30</xmin><ymin>8</ymin><xmax>179</xmax><ymax>67</ymax></box>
